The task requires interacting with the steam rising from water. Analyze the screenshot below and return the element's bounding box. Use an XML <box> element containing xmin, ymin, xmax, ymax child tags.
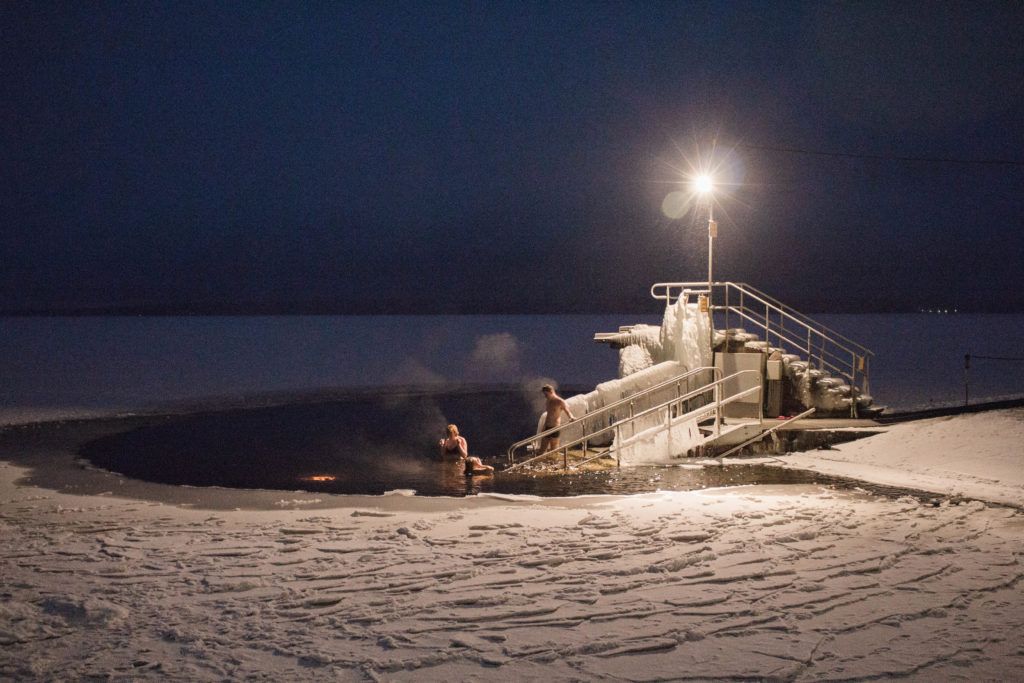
<box><xmin>467</xmin><ymin>332</ymin><xmax>522</xmax><ymax>380</ymax></box>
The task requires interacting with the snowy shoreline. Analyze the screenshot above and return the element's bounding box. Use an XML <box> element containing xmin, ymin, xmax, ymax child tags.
<box><xmin>2</xmin><ymin>409</ymin><xmax>1023</xmax><ymax>680</ymax></box>
<box><xmin>774</xmin><ymin>408</ymin><xmax>1024</xmax><ymax>508</ymax></box>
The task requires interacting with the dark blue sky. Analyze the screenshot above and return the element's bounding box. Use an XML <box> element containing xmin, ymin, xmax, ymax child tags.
<box><xmin>3</xmin><ymin>1</ymin><xmax>1022</xmax><ymax>314</ymax></box>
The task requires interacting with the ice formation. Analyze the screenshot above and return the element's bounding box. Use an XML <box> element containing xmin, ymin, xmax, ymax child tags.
<box><xmin>534</xmin><ymin>292</ymin><xmax>888</xmax><ymax>461</ymax></box>
<box><xmin>538</xmin><ymin>299</ymin><xmax>713</xmax><ymax>458</ymax></box>
<box><xmin>601</xmin><ymin>299</ymin><xmax>712</xmax><ymax>380</ymax></box>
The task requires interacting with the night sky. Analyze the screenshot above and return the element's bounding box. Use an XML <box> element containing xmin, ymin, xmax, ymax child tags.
<box><xmin>3</xmin><ymin>1</ymin><xmax>1022</xmax><ymax>315</ymax></box>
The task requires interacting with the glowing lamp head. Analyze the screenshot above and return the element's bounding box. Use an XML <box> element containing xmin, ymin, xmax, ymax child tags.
<box><xmin>693</xmin><ymin>174</ymin><xmax>714</xmax><ymax>195</ymax></box>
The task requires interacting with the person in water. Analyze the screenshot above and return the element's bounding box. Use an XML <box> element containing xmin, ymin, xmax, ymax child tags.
<box><xmin>539</xmin><ymin>384</ymin><xmax>575</xmax><ymax>454</ymax></box>
<box><xmin>438</xmin><ymin>424</ymin><xmax>494</xmax><ymax>476</ymax></box>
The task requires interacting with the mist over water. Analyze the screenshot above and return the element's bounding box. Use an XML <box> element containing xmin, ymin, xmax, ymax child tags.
<box><xmin>0</xmin><ymin>315</ymin><xmax>652</xmax><ymax>425</ymax></box>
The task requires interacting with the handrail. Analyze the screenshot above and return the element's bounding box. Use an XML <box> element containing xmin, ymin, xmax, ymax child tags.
<box><xmin>506</xmin><ymin>370</ymin><xmax>761</xmax><ymax>472</ymax></box>
<box><xmin>651</xmin><ymin>281</ymin><xmax>872</xmax><ymax>357</ymax></box>
<box><xmin>650</xmin><ymin>281</ymin><xmax>873</xmax><ymax>410</ymax></box>
<box><xmin>730</xmin><ymin>282</ymin><xmax>872</xmax><ymax>356</ymax></box>
<box><xmin>722</xmin><ymin>305</ymin><xmax>853</xmax><ymax>383</ymax></box>
<box><xmin>505</xmin><ymin>365</ymin><xmax>719</xmax><ymax>465</ymax></box>
<box><xmin>716</xmin><ymin>407</ymin><xmax>816</xmax><ymax>459</ymax></box>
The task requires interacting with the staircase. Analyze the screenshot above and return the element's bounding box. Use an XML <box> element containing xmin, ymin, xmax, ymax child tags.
<box><xmin>652</xmin><ymin>282</ymin><xmax>880</xmax><ymax>419</ymax></box>
<box><xmin>505</xmin><ymin>366</ymin><xmax>765</xmax><ymax>471</ymax></box>
<box><xmin>505</xmin><ymin>282</ymin><xmax>881</xmax><ymax>470</ymax></box>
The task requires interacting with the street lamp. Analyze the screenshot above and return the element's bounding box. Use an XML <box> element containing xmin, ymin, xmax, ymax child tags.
<box><xmin>692</xmin><ymin>175</ymin><xmax>717</xmax><ymax>354</ymax></box>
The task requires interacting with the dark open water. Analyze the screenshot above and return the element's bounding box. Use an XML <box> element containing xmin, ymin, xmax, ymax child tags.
<box><xmin>79</xmin><ymin>388</ymin><xmax>879</xmax><ymax>497</ymax></box>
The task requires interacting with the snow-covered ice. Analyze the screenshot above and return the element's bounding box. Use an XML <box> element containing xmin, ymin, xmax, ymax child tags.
<box><xmin>2</xmin><ymin>409</ymin><xmax>1024</xmax><ymax>680</ymax></box>
<box><xmin>778</xmin><ymin>408</ymin><xmax>1024</xmax><ymax>507</ymax></box>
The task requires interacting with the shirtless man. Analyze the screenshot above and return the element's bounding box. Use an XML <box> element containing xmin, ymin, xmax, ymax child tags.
<box><xmin>539</xmin><ymin>384</ymin><xmax>575</xmax><ymax>454</ymax></box>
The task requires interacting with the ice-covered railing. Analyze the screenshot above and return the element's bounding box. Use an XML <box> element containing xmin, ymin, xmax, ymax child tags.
<box><xmin>507</xmin><ymin>368</ymin><xmax>770</xmax><ymax>471</ymax></box>
<box><xmin>651</xmin><ymin>281</ymin><xmax>874</xmax><ymax>400</ymax></box>
<box><xmin>506</xmin><ymin>366</ymin><xmax>718</xmax><ymax>469</ymax></box>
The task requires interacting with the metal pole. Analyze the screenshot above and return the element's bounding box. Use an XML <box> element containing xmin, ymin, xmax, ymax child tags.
<box><xmin>707</xmin><ymin>202</ymin><xmax>716</xmax><ymax>355</ymax></box>
<box><xmin>851</xmin><ymin>351</ymin><xmax>858</xmax><ymax>419</ymax></box>
<box><xmin>964</xmin><ymin>354</ymin><xmax>970</xmax><ymax>406</ymax></box>
<box><xmin>615</xmin><ymin>425</ymin><xmax>621</xmax><ymax>467</ymax></box>
<box><xmin>714</xmin><ymin>383</ymin><xmax>722</xmax><ymax>438</ymax></box>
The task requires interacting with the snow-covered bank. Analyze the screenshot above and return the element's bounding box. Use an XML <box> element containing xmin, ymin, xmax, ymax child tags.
<box><xmin>3</xmin><ymin>427</ymin><xmax>1024</xmax><ymax>679</ymax></box>
<box><xmin>777</xmin><ymin>408</ymin><xmax>1024</xmax><ymax>507</ymax></box>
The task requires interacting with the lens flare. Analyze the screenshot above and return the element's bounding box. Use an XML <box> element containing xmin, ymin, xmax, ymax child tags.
<box><xmin>659</xmin><ymin>137</ymin><xmax>746</xmax><ymax>224</ymax></box>
<box><xmin>693</xmin><ymin>175</ymin><xmax>714</xmax><ymax>194</ymax></box>
<box><xmin>661</xmin><ymin>190</ymin><xmax>692</xmax><ymax>219</ymax></box>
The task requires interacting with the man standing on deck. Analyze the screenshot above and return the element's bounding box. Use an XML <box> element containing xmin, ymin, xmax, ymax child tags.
<box><xmin>540</xmin><ymin>384</ymin><xmax>575</xmax><ymax>454</ymax></box>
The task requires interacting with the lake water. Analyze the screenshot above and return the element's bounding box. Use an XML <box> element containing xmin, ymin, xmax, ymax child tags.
<box><xmin>3</xmin><ymin>313</ymin><xmax>1022</xmax><ymax>421</ymax></box>
<box><xmin>2</xmin><ymin>313</ymin><xmax>1022</xmax><ymax>497</ymax></box>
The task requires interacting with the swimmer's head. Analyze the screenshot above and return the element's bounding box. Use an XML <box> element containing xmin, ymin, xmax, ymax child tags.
<box><xmin>541</xmin><ymin>384</ymin><xmax>554</xmax><ymax>395</ymax></box>
<box><xmin>446</xmin><ymin>424</ymin><xmax>459</xmax><ymax>437</ymax></box>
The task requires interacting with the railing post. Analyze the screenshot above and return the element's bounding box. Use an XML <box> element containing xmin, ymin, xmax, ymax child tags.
<box><xmin>850</xmin><ymin>351</ymin><xmax>858</xmax><ymax>418</ymax></box>
<box><xmin>964</xmin><ymin>353</ymin><xmax>970</xmax><ymax>406</ymax></box>
<box><xmin>562</xmin><ymin>447</ymin><xmax>568</xmax><ymax>470</ymax></box>
<box><xmin>765</xmin><ymin>307</ymin><xmax>770</xmax><ymax>347</ymax></box>
<box><xmin>725</xmin><ymin>283</ymin><xmax>730</xmax><ymax>332</ymax></box>
<box><xmin>714</xmin><ymin>383</ymin><xmax>722</xmax><ymax>438</ymax></box>
<box><xmin>615</xmin><ymin>424</ymin><xmax>621</xmax><ymax>467</ymax></box>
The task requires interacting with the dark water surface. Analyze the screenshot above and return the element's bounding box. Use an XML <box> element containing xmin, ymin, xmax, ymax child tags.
<box><xmin>80</xmin><ymin>389</ymin><xmax>876</xmax><ymax>498</ymax></box>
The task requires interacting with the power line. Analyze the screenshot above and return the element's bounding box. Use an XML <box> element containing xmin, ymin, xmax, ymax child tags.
<box><xmin>739</xmin><ymin>143</ymin><xmax>1024</xmax><ymax>167</ymax></box>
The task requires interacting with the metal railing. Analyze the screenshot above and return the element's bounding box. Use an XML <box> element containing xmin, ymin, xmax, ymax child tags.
<box><xmin>651</xmin><ymin>281</ymin><xmax>874</xmax><ymax>408</ymax></box>
<box><xmin>506</xmin><ymin>366</ymin><xmax>717</xmax><ymax>467</ymax></box>
<box><xmin>505</xmin><ymin>369</ymin><xmax>762</xmax><ymax>471</ymax></box>
<box><xmin>716</xmin><ymin>407</ymin><xmax>815</xmax><ymax>459</ymax></box>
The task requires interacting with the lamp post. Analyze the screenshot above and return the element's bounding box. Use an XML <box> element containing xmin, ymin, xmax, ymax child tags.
<box><xmin>694</xmin><ymin>175</ymin><xmax>717</xmax><ymax>355</ymax></box>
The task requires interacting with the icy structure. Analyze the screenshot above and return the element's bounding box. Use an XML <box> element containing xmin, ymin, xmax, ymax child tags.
<box><xmin>617</xmin><ymin>328</ymin><xmax>658</xmax><ymax>377</ymax></box>
<box><xmin>658</xmin><ymin>299</ymin><xmax>713</xmax><ymax>372</ymax></box>
<box><xmin>564</xmin><ymin>299</ymin><xmax>711</xmax><ymax>422</ymax></box>
<box><xmin>783</xmin><ymin>356</ymin><xmax>872</xmax><ymax>415</ymax></box>
<box><xmin>538</xmin><ymin>299</ymin><xmax>714</xmax><ymax>457</ymax></box>
<box><xmin>600</xmin><ymin>300</ymin><xmax>712</xmax><ymax>379</ymax></box>
<box><xmin>611</xmin><ymin>411</ymin><xmax>705</xmax><ymax>465</ymax></box>
<box><xmin>534</xmin><ymin>360</ymin><xmax>688</xmax><ymax>450</ymax></box>
<box><xmin>719</xmin><ymin>330</ymin><xmax>876</xmax><ymax>417</ymax></box>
